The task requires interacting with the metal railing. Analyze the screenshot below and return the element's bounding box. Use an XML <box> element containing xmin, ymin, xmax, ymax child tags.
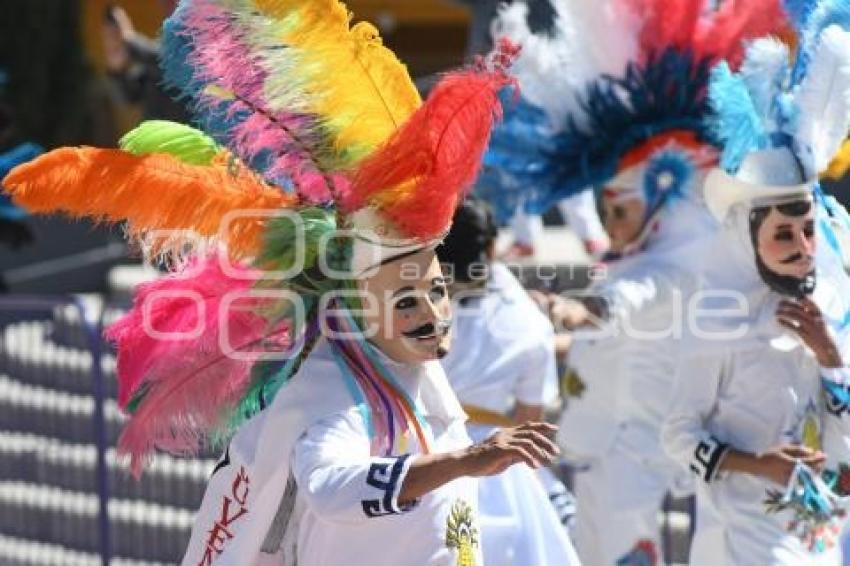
<box><xmin>0</xmin><ymin>295</ymin><xmax>111</xmax><ymax>565</ymax></box>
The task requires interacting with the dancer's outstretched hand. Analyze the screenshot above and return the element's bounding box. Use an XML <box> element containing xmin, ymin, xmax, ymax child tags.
<box><xmin>461</xmin><ymin>422</ymin><xmax>560</xmax><ymax>477</ymax></box>
<box><xmin>398</xmin><ymin>422</ymin><xmax>560</xmax><ymax>505</ymax></box>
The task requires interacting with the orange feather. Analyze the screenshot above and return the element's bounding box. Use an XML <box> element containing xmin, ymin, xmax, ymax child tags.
<box><xmin>3</xmin><ymin>147</ymin><xmax>297</xmax><ymax>259</ymax></box>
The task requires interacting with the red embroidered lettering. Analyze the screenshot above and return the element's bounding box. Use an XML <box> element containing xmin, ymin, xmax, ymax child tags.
<box><xmin>218</xmin><ymin>496</ymin><xmax>249</xmax><ymax>528</ymax></box>
<box><xmin>198</xmin><ymin>467</ymin><xmax>251</xmax><ymax>564</ymax></box>
<box><xmin>232</xmin><ymin>466</ymin><xmax>250</xmax><ymax>505</ymax></box>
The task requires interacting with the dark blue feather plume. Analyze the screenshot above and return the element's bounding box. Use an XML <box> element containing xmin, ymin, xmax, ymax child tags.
<box><xmin>479</xmin><ymin>48</ymin><xmax>716</xmax><ymax>219</ymax></box>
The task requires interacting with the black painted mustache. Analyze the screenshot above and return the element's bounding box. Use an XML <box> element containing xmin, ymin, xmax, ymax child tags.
<box><xmin>402</xmin><ymin>319</ymin><xmax>451</xmax><ymax>339</ymax></box>
<box><xmin>780</xmin><ymin>253</ymin><xmax>813</xmax><ymax>265</ymax></box>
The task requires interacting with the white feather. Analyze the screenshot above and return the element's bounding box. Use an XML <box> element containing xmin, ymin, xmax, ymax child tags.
<box><xmin>794</xmin><ymin>25</ymin><xmax>850</xmax><ymax>174</ymax></box>
<box><xmin>564</xmin><ymin>0</ymin><xmax>639</xmax><ymax>79</ymax></box>
<box><xmin>492</xmin><ymin>0</ymin><xmax>638</xmax><ymax>130</ymax></box>
<box><xmin>740</xmin><ymin>37</ymin><xmax>790</xmax><ymax>128</ymax></box>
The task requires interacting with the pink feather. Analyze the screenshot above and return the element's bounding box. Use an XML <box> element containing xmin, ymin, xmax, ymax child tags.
<box><xmin>106</xmin><ymin>255</ymin><xmax>290</xmax><ymax>476</ymax></box>
<box><xmin>179</xmin><ymin>0</ymin><xmax>347</xmax><ymax>202</ymax></box>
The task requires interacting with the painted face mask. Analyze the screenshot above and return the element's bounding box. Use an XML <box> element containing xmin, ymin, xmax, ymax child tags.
<box><xmin>359</xmin><ymin>250</ymin><xmax>453</xmax><ymax>364</ymax></box>
<box><xmin>749</xmin><ymin>199</ymin><xmax>817</xmax><ymax>297</ymax></box>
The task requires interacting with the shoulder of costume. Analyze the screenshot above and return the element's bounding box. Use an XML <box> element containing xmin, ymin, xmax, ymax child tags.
<box><xmin>227</xmin><ymin>341</ymin><xmax>364</xmax><ymax>462</ymax></box>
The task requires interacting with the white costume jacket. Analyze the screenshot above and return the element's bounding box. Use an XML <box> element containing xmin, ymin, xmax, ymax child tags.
<box><xmin>663</xmin><ymin>278</ymin><xmax>850</xmax><ymax>565</ymax></box>
<box><xmin>557</xmin><ymin>197</ymin><xmax>713</xmax><ymax>564</ymax></box>
<box><xmin>181</xmin><ymin>339</ymin><xmax>481</xmax><ymax>566</ymax></box>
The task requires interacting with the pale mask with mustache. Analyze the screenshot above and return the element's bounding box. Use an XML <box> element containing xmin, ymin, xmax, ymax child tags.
<box><xmin>357</xmin><ymin>250</ymin><xmax>454</xmax><ymax>364</ymax></box>
<box><xmin>749</xmin><ymin>199</ymin><xmax>817</xmax><ymax>298</ymax></box>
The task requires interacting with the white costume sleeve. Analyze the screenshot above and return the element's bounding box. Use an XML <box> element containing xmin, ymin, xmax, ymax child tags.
<box><xmin>661</xmin><ymin>354</ymin><xmax>730</xmax><ymax>483</ymax></box>
<box><xmin>602</xmin><ymin>272</ymin><xmax>676</xmax><ymax>324</ymax></box>
<box><xmin>513</xmin><ymin>323</ymin><xmax>558</xmax><ymax>407</ymax></box>
<box><xmin>819</xmin><ymin>322</ymin><xmax>850</xmax><ymax>465</ymax></box>
<box><xmin>291</xmin><ymin>411</ymin><xmax>418</xmax><ymax>523</ymax></box>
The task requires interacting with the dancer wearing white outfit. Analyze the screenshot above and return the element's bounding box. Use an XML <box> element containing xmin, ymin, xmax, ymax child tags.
<box><xmin>438</xmin><ymin>197</ymin><xmax>580</xmax><ymax>565</ymax></box>
<box><xmin>662</xmin><ymin>6</ymin><xmax>850</xmax><ymax>561</ymax></box>
<box><xmin>663</xmin><ymin>152</ymin><xmax>850</xmax><ymax>565</ymax></box>
<box><xmin>481</xmin><ymin>1</ymin><xmax>785</xmax><ymax>562</ymax></box>
<box><xmin>2</xmin><ymin>1</ymin><xmax>563</xmax><ymax>564</ymax></box>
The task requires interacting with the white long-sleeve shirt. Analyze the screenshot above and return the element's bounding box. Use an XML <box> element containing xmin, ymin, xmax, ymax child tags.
<box><xmin>181</xmin><ymin>339</ymin><xmax>481</xmax><ymax>566</ymax></box>
<box><xmin>558</xmin><ymin>259</ymin><xmax>686</xmax><ymax>464</ymax></box>
<box><xmin>290</xmin><ymin>407</ymin><xmax>480</xmax><ymax>565</ymax></box>
<box><xmin>440</xmin><ymin>263</ymin><xmax>580</xmax><ymax>566</ymax></box>
<box><xmin>442</xmin><ymin>263</ymin><xmax>557</xmax><ymax>430</ymax></box>
<box><xmin>662</xmin><ymin>327</ymin><xmax>850</xmax><ymax>564</ymax></box>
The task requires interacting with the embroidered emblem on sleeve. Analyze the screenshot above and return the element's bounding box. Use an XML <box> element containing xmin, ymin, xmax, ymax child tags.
<box><xmin>445</xmin><ymin>499</ymin><xmax>479</xmax><ymax>566</ymax></box>
<box><xmin>361</xmin><ymin>454</ymin><xmax>416</xmax><ymax>518</ymax></box>
<box><xmin>690</xmin><ymin>436</ymin><xmax>728</xmax><ymax>483</ymax></box>
<box><xmin>198</xmin><ymin>466</ymin><xmax>250</xmax><ymax>565</ymax></box>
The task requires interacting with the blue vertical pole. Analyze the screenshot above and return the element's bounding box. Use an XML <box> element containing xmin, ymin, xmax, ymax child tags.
<box><xmin>76</xmin><ymin>297</ymin><xmax>111</xmax><ymax>566</ymax></box>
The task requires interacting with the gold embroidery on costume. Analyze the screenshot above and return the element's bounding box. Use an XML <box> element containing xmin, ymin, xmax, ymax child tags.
<box><xmin>445</xmin><ymin>499</ymin><xmax>478</xmax><ymax>566</ymax></box>
<box><xmin>802</xmin><ymin>414</ymin><xmax>822</xmax><ymax>452</ymax></box>
<box><xmin>561</xmin><ymin>368</ymin><xmax>586</xmax><ymax>399</ymax></box>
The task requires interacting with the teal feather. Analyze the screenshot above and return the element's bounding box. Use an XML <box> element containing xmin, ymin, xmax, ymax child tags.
<box><xmin>709</xmin><ymin>62</ymin><xmax>769</xmax><ymax>171</ymax></box>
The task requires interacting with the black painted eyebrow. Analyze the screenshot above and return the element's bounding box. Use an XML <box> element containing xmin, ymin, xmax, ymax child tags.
<box><xmin>392</xmin><ymin>286</ymin><xmax>415</xmax><ymax>299</ymax></box>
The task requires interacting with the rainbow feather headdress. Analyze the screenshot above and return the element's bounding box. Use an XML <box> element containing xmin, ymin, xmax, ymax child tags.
<box><xmin>477</xmin><ymin>0</ymin><xmax>787</xmax><ymax>224</ymax></box>
<box><xmin>1</xmin><ymin>0</ymin><xmax>512</xmax><ymax>474</ymax></box>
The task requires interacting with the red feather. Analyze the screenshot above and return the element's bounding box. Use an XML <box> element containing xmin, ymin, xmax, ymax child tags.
<box><xmin>628</xmin><ymin>0</ymin><xmax>787</xmax><ymax>69</ymax></box>
<box><xmin>343</xmin><ymin>41</ymin><xmax>518</xmax><ymax>240</ymax></box>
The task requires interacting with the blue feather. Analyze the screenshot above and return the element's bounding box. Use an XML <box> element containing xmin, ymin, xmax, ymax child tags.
<box><xmin>784</xmin><ymin>0</ymin><xmax>819</xmax><ymax>30</ymax></box>
<box><xmin>0</xmin><ymin>142</ymin><xmax>42</xmax><ymax>179</ymax></box>
<box><xmin>159</xmin><ymin>11</ymin><xmax>200</xmax><ymax>103</ymax></box>
<box><xmin>161</xmin><ymin>9</ymin><xmax>288</xmax><ymax>193</ymax></box>
<box><xmin>0</xmin><ymin>142</ymin><xmax>43</xmax><ymax>220</ymax></box>
<box><xmin>792</xmin><ymin>0</ymin><xmax>850</xmax><ymax>84</ymax></box>
<box><xmin>476</xmin><ymin>90</ymin><xmax>572</xmax><ymax>222</ymax></box>
<box><xmin>709</xmin><ymin>61</ymin><xmax>769</xmax><ymax>171</ymax></box>
<box><xmin>642</xmin><ymin>150</ymin><xmax>694</xmax><ymax>209</ymax></box>
<box><xmin>478</xmin><ymin>48</ymin><xmax>717</xmax><ymax>220</ymax></box>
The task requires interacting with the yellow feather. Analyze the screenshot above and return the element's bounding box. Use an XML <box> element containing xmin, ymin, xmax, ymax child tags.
<box><xmin>823</xmin><ymin>139</ymin><xmax>850</xmax><ymax>180</ymax></box>
<box><xmin>253</xmin><ymin>0</ymin><xmax>422</xmax><ymax>161</ymax></box>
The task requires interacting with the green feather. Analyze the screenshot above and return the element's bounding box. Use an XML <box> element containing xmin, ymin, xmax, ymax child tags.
<box><xmin>119</xmin><ymin>120</ymin><xmax>220</xmax><ymax>165</ymax></box>
<box><xmin>211</xmin><ymin>208</ymin><xmax>355</xmax><ymax>445</ymax></box>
